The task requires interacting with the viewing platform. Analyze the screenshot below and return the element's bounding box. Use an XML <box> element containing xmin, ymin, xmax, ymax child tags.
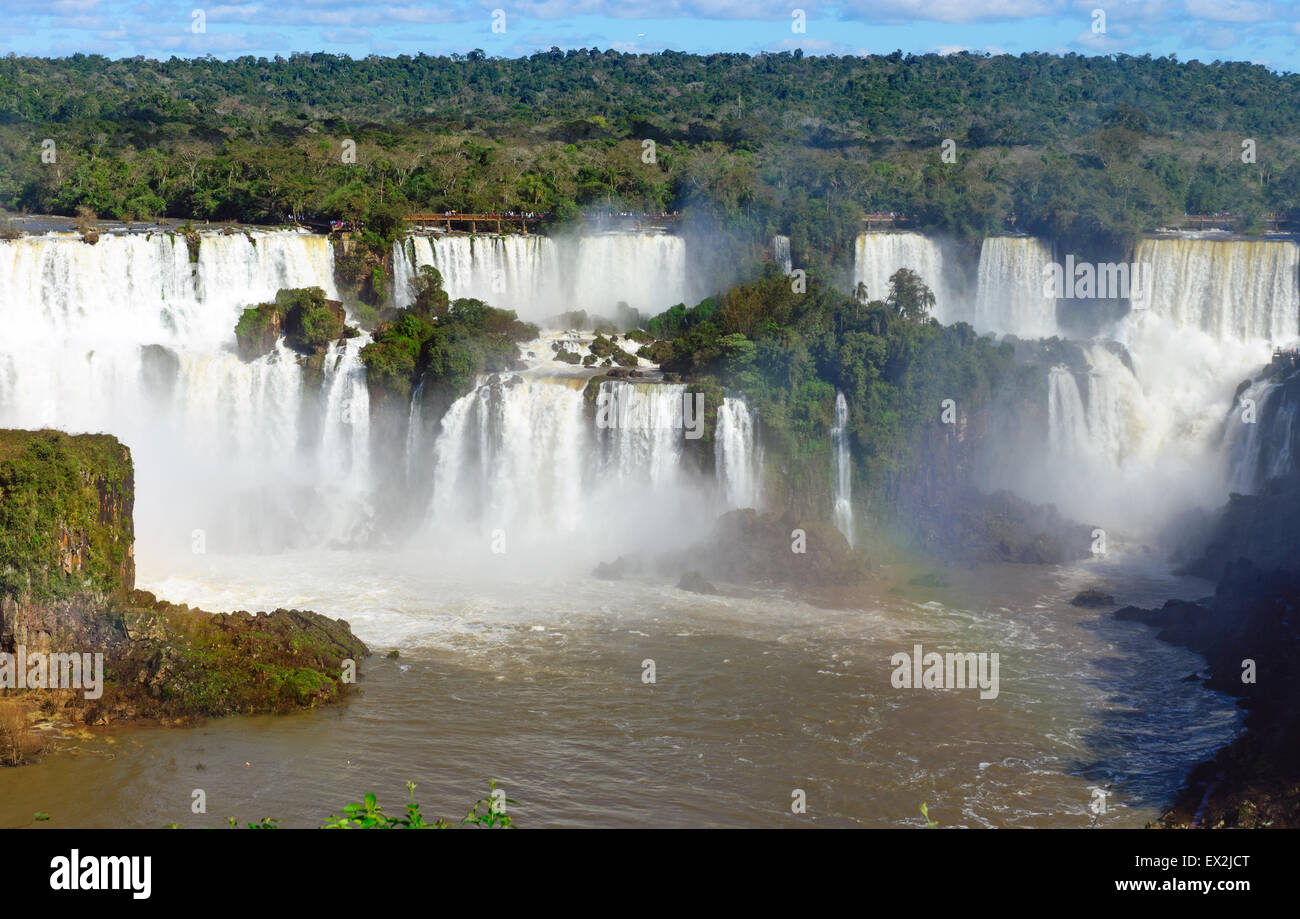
<box><xmin>1173</xmin><ymin>214</ymin><xmax>1288</xmax><ymax>232</ymax></box>
<box><xmin>402</xmin><ymin>212</ymin><xmax>680</xmax><ymax>234</ymax></box>
<box><xmin>862</xmin><ymin>214</ymin><xmax>911</xmax><ymax>229</ymax></box>
<box><xmin>404</xmin><ymin>213</ymin><xmax>543</xmax><ymax>234</ymax></box>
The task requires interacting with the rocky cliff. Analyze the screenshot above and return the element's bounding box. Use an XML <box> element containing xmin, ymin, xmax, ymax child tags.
<box><xmin>0</xmin><ymin>429</ymin><xmax>368</xmax><ymax>755</ymax></box>
<box><xmin>1116</xmin><ymin>561</ymin><xmax>1300</xmax><ymax>828</ymax></box>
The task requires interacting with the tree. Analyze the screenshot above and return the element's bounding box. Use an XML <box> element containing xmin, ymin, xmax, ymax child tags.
<box><xmin>886</xmin><ymin>269</ymin><xmax>935</xmax><ymax>323</ymax></box>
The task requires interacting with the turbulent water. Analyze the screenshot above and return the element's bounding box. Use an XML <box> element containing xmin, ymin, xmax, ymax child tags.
<box><xmin>0</xmin><ymin>551</ymin><xmax>1239</xmax><ymax>828</ymax></box>
<box><xmin>854</xmin><ymin>231</ymin><xmax>1300</xmax><ymax>534</ymax></box>
<box><xmin>0</xmin><ymin>230</ymin><xmax>371</xmax><ymax>556</ymax></box>
<box><xmin>392</xmin><ymin>233</ymin><xmax>699</xmax><ymax>323</ymax></box>
<box><xmin>0</xmin><ymin>226</ymin><xmax>1270</xmax><ymax>828</ymax></box>
<box><xmin>1034</xmin><ymin>238</ymin><xmax>1300</xmax><ymax>533</ymax></box>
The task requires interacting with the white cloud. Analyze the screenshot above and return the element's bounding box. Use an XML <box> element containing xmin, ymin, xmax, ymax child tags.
<box><xmin>1183</xmin><ymin>0</ymin><xmax>1277</xmax><ymax>23</ymax></box>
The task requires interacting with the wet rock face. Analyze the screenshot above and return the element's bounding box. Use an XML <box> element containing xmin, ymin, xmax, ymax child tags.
<box><xmin>1188</xmin><ymin>474</ymin><xmax>1300</xmax><ymax>580</ymax></box>
<box><xmin>235</xmin><ymin>301</ymin><xmax>285</xmax><ymax>360</ymax></box>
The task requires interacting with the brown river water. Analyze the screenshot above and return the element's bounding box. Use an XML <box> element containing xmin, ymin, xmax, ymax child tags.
<box><xmin>0</xmin><ymin>550</ymin><xmax>1239</xmax><ymax>828</ymax></box>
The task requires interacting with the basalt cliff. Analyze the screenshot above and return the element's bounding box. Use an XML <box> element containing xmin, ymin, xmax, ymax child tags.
<box><xmin>0</xmin><ymin>429</ymin><xmax>368</xmax><ymax>764</ymax></box>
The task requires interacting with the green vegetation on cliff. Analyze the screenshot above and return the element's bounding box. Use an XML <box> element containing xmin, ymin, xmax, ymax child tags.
<box><xmin>647</xmin><ymin>265</ymin><xmax>1017</xmax><ymax>516</ymax></box>
<box><xmin>235</xmin><ymin>286</ymin><xmax>347</xmax><ymax>361</ymax></box>
<box><xmin>0</xmin><ymin>430</ymin><xmax>133</xmax><ymax>602</ymax></box>
<box><xmin>0</xmin><ymin>428</ymin><xmax>368</xmax><ymax>737</ymax></box>
<box><xmin>361</xmin><ymin>266</ymin><xmax>537</xmax><ymax>407</ymax></box>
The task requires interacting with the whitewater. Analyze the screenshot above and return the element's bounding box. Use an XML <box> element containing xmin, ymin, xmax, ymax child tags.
<box><xmin>0</xmin><ymin>225</ymin><xmax>1274</xmax><ymax>827</ymax></box>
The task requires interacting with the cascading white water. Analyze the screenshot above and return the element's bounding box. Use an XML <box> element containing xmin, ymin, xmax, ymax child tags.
<box><xmin>597</xmin><ymin>380</ymin><xmax>690</xmax><ymax>489</ymax></box>
<box><xmin>1005</xmin><ymin>235</ymin><xmax>1300</xmax><ymax>534</ymax></box>
<box><xmin>1221</xmin><ymin>376</ymin><xmax>1300</xmax><ymax>495</ymax></box>
<box><xmin>1134</xmin><ymin>237</ymin><xmax>1300</xmax><ymax>342</ymax></box>
<box><xmin>714</xmin><ymin>396</ymin><xmax>760</xmax><ymax>509</ymax></box>
<box><xmin>393</xmin><ymin>232</ymin><xmax>697</xmax><ymax>324</ymax></box>
<box><xmin>0</xmin><ymin>230</ymin><xmax>368</xmax><ymax>560</ymax></box>
<box><xmin>831</xmin><ymin>390</ymin><xmax>854</xmax><ymax>547</ymax></box>
<box><xmin>423</xmin><ymin>373</ymin><xmax>715</xmax><ymax>564</ymax></box>
<box><xmin>318</xmin><ymin>335</ymin><xmax>373</xmax><ymax>502</ymax></box>
<box><xmin>1047</xmin><ymin>366</ymin><xmax>1090</xmax><ymax>462</ymax></box>
<box><xmin>974</xmin><ymin>236</ymin><xmax>1057</xmax><ymax>338</ymax></box>
<box><xmin>394</xmin><ymin>235</ymin><xmax>561</xmax><ymax>317</ymax></box>
<box><xmin>1224</xmin><ymin>380</ymin><xmax>1275</xmax><ymax>494</ymax></box>
<box><xmin>854</xmin><ymin>232</ymin><xmax>958</xmax><ymax>322</ymax></box>
<box><xmin>429</xmin><ymin>376</ymin><xmax>589</xmax><ymax>539</ymax></box>
<box><xmin>772</xmin><ymin>235</ymin><xmax>793</xmax><ymax>276</ymax></box>
<box><xmin>1020</xmin><ymin>333</ymin><xmax>1241</xmax><ymax>532</ymax></box>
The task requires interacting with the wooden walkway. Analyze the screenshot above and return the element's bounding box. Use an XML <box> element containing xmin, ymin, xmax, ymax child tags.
<box><xmin>1174</xmin><ymin>215</ymin><xmax>1287</xmax><ymax>232</ymax></box>
<box><xmin>404</xmin><ymin>214</ymin><xmax>541</xmax><ymax>234</ymax></box>
<box><xmin>863</xmin><ymin>215</ymin><xmax>910</xmax><ymax>229</ymax></box>
<box><xmin>403</xmin><ymin>213</ymin><xmax>679</xmax><ymax>234</ymax></box>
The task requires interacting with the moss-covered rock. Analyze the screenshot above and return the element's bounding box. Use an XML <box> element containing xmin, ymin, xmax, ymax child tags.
<box><xmin>361</xmin><ymin>285</ymin><xmax>537</xmax><ymax>416</ymax></box>
<box><xmin>637</xmin><ymin>340</ymin><xmax>674</xmax><ymax>364</ymax></box>
<box><xmin>0</xmin><ymin>430</ymin><xmax>133</xmax><ymax>602</ymax></box>
<box><xmin>0</xmin><ymin>429</ymin><xmax>369</xmax><ymax>738</ymax></box>
<box><xmin>280</xmin><ymin>287</ymin><xmax>346</xmax><ymax>355</ymax></box>
<box><xmin>234</xmin><ymin>302</ymin><xmax>284</xmax><ymax>361</ymax></box>
<box><xmin>234</xmin><ymin>287</ymin><xmax>347</xmax><ymax>362</ymax></box>
<box><xmin>589</xmin><ymin>334</ymin><xmax>638</xmax><ymax>367</ymax></box>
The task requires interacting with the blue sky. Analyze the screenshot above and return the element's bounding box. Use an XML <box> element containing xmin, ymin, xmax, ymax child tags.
<box><xmin>2</xmin><ymin>1</ymin><xmax>1298</xmax><ymax>72</ymax></box>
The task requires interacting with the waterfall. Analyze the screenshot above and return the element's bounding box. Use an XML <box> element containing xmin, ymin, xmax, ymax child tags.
<box><xmin>831</xmin><ymin>391</ymin><xmax>854</xmax><ymax>547</ymax></box>
<box><xmin>1047</xmin><ymin>366</ymin><xmax>1090</xmax><ymax>461</ymax></box>
<box><xmin>391</xmin><ymin>237</ymin><xmax>417</xmax><ymax>312</ymax></box>
<box><xmin>428</xmin><ymin>376</ymin><xmax>589</xmax><ymax>539</ymax></box>
<box><xmin>974</xmin><ymin>237</ymin><xmax>1057</xmax><ymax>338</ymax></box>
<box><xmin>597</xmin><ymin>380</ymin><xmax>689</xmax><ymax>489</ymax></box>
<box><xmin>1225</xmin><ymin>380</ymin><xmax>1276</xmax><ymax>494</ymax></box>
<box><xmin>319</xmin><ymin>335</ymin><xmax>372</xmax><ymax>499</ymax></box>
<box><xmin>854</xmin><ymin>232</ymin><xmax>957</xmax><ymax>322</ymax></box>
<box><xmin>0</xmin><ymin>230</ymin><xmax>368</xmax><ymax>558</ymax></box>
<box><xmin>392</xmin><ymin>233</ymin><xmax>695</xmax><ymax>323</ymax></box>
<box><xmin>404</xmin><ymin>378</ymin><xmax>425</xmax><ymax>487</ymax></box>
<box><xmin>1134</xmin><ymin>237</ymin><xmax>1300</xmax><ymax>343</ymax></box>
<box><xmin>715</xmin><ymin>396</ymin><xmax>760</xmax><ymax>509</ymax></box>
<box><xmin>772</xmin><ymin>235</ymin><xmax>793</xmax><ymax>276</ymax></box>
<box><xmin>423</xmin><ymin>374</ymin><xmax>715</xmax><ymax>560</ymax></box>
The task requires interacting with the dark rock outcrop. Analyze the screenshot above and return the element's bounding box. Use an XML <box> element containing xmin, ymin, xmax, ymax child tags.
<box><xmin>1070</xmin><ymin>588</ymin><xmax>1116</xmax><ymax>608</ymax></box>
<box><xmin>0</xmin><ymin>429</ymin><xmax>368</xmax><ymax>743</ymax></box>
<box><xmin>1117</xmin><ymin>560</ymin><xmax>1300</xmax><ymax>827</ymax></box>
<box><xmin>690</xmin><ymin>509</ymin><xmax>867</xmax><ymax>589</ymax></box>
<box><xmin>677</xmin><ymin>571</ymin><xmax>718</xmax><ymax>595</ymax></box>
<box><xmin>1185</xmin><ymin>474</ymin><xmax>1300</xmax><ymax>581</ymax></box>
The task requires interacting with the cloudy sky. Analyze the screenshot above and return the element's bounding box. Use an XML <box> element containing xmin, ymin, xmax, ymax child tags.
<box><xmin>2</xmin><ymin>1</ymin><xmax>1296</xmax><ymax>70</ymax></box>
